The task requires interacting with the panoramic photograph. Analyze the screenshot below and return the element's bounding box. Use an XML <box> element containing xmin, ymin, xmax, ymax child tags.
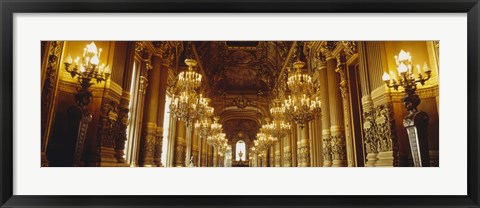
<box><xmin>40</xmin><ymin>41</ymin><xmax>439</xmax><ymax>167</ymax></box>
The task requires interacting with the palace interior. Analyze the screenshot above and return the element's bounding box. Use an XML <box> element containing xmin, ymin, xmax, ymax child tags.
<box><xmin>41</xmin><ymin>41</ymin><xmax>439</xmax><ymax>167</ymax></box>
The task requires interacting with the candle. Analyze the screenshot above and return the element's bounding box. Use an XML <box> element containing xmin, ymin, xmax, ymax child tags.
<box><xmin>416</xmin><ymin>64</ymin><xmax>421</xmax><ymax>74</ymax></box>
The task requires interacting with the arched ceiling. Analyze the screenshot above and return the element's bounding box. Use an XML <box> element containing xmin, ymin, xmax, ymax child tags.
<box><xmin>193</xmin><ymin>41</ymin><xmax>293</xmax><ymax>96</ymax></box>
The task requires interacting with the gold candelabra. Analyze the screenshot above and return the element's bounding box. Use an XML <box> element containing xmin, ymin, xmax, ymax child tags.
<box><xmin>382</xmin><ymin>49</ymin><xmax>432</xmax><ymax>113</ymax></box>
<box><xmin>382</xmin><ymin>49</ymin><xmax>432</xmax><ymax>167</ymax></box>
<box><xmin>63</xmin><ymin>42</ymin><xmax>110</xmax><ymax>109</ymax></box>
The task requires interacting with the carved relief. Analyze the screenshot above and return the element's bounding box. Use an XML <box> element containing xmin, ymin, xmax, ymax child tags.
<box><xmin>341</xmin><ymin>41</ymin><xmax>358</xmax><ymax>58</ymax></box>
<box><xmin>298</xmin><ymin>145</ymin><xmax>311</xmax><ymax>166</ymax></box>
<box><xmin>321</xmin><ymin>41</ymin><xmax>338</xmax><ymax>60</ymax></box>
<box><xmin>98</xmin><ymin>97</ymin><xmax>119</xmax><ymax>149</ymax></box>
<box><xmin>362</xmin><ymin>110</ymin><xmax>377</xmax><ymax>154</ymax></box>
<box><xmin>174</xmin><ymin>144</ymin><xmax>186</xmax><ymax>167</ymax></box>
<box><xmin>374</xmin><ymin>103</ymin><xmax>398</xmax><ymax>153</ymax></box>
<box><xmin>330</xmin><ymin>134</ymin><xmax>347</xmax><ymax>161</ymax></box>
<box><xmin>322</xmin><ymin>134</ymin><xmax>332</xmax><ymax>162</ymax></box>
<box><xmin>140</xmin><ymin>124</ymin><xmax>157</xmax><ymax>165</ymax></box>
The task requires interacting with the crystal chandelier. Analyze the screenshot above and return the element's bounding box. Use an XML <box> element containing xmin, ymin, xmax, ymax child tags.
<box><xmin>63</xmin><ymin>42</ymin><xmax>111</xmax><ymax>108</ymax></box>
<box><xmin>206</xmin><ymin>117</ymin><xmax>226</xmax><ymax>147</ymax></box>
<box><xmin>194</xmin><ymin>103</ymin><xmax>214</xmax><ymax>138</ymax></box>
<box><xmin>254</xmin><ymin>129</ymin><xmax>278</xmax><ymax>152</ymax></box>
<box><xmin>170</xmin><ymin>91</ymin><xmax>210</xmax><ymax>126</ymax></box>
<box><xmin>282</xmin><ymin>41</ymin><xmax>321</xmax><ymax>128</ymax></box>
<box><xmin>169</xmin><ymin>43</ymin><xmax>209</xmax><ymax>126</ymax></box>
<box><xmin>262</xmin><ymin>119</ymin><xmax>291</xmax><ymax>140</ymax></box>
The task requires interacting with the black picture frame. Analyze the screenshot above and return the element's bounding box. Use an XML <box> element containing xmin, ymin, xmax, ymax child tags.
<box><xmin>1</xmin><ymin>0</ymin><xmax>479</xmax><ymax>207</ymax></box>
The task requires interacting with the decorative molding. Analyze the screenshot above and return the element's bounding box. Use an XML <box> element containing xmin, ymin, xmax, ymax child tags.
<box><xmin>389</xmin><ymin>85</ymin><xmax>439</xmax><ymax>102</ymax></box>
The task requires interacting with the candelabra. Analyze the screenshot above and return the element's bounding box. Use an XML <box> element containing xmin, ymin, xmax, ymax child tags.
<box><xmin>64</xmin><ymin>42</ymin><xmax>110</xmax><ymax>109</ymax></box>
<box><xmin>382</xmin><ymin>49</ymin><xmax>431</xmax><ymax>167</ymax></box>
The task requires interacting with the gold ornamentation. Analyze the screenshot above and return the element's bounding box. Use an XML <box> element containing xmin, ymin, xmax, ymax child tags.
<box><xmin>374</xmin><ymin>103</ymin><xmax>398</xmax><ymax>153</ymax></box>
<box><xmin>330</xmin><ymin>134</ymin><xmax>346</xmax><ymax>161</ymax></box>
<box><xmin>98</xmin><ymin>97</ymin><xmax>119</xmax><ymax>148</ymax></box>
<box><xmin>362</xmin><ymin>110</ymin><xmax>377</xmax><ymax>154</ymax></box>
<box><xmin>322</xmin><ymin>132</ymin><xmax>332</xmax><ymax>162</ymax></box>
<box><xmin>341</xmin><ymin>41</ymin><xmax>358</xmax><ymax>57</ymax></box>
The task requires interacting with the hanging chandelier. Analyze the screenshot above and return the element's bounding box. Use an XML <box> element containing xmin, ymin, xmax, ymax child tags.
<box><xmin>170</xmin><ymin>91</ymin><xmax>210</xmax><ymax>126</ymax></box>
<box><xmin>206</xmin><ymin>117</ymin><xmax>226</xmax><ymax>148</ymax></box>
<box><xmin>194</xmin><ymin>103</ymin><xmax>214</xmax><ymax>138</ymax></box>
<box><xmin>169</xmin><ymin>42</ymin><xmax>210</xmax><ymax>127</ymax></box>
<box><xmin>262</xmin><ymin>119</ymin><xmax>291</xmax><ymax>140</ymax></box>
<box><xmin>282</xmin><ymin>41</ymin><xmax>321</xmax><ymax>128</ymax></box>
<box><xmin>255</xmin><ymin>122</ymin><xmax>278</xmax><ymax>152</ymax></box>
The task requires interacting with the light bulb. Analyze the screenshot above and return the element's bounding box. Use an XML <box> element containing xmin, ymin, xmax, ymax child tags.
<box><xmin>64</xmin><ymin>54</ymin><xmax>73</xmax><ymax>65</ymax></box>
<box><xmin>86</xmin><ymin>42</ymin><xmax>98</xmax><ymax>54</ymax></box>
<box><xmin>90</xmin><ymin>55</ymin><xmax>99</xmax><ymax>66</ymax></box>
<box><xmin>398</xmin><ymin>63</ymin><xmax>408</xmax><ymax>74</ymax></box>
<box><xmin>382</xmin><ymin>72</ymin><xmax>391</xmax><ymax>81</ymax></box>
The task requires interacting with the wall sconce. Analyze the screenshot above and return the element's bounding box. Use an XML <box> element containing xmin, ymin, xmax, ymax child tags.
<box><xmin>64</xmin><ymin>42</ymin><xmax>111</xmax><ymax>109</ymax></box>
<box><xmin>383</xmin><ymin>49</ymin><xmax>431</xmax><ymax>167</ymax></box>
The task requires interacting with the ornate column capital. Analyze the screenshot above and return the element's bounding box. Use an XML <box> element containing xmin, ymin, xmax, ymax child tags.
<box><xmin>152</xmin><ymin>41</ymin><xmax>179</xmax><ymax>69</ymax></box>
<box><xmin>341</xmin><ymin>41</ymin><xmax>358</xmax><ymax>59</ymax></box>
<box><xmin>321</xmin><ymin>41</ymin><xmax>338</xmax><ymax>60</ymax></box>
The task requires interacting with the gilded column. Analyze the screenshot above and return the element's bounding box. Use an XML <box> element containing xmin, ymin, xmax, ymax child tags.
<box><xmin>297</xmin><ymin>125</ymin><xmax>311</xmax><ymax>167</ymax></box>
<box><xmin>283</xmin><ymin>134</ymin><xmax>292</xmax><ymax>167</ymax></box>
<box><xmin>275</xmin><ymin>143</ymin><xmax>281</xmax><ymax>167</ymax></box>
<box><xmin>200</xmin><ymin>138</ymin><xmax>207</xmax><ymax>167</ymax></box>
<box><xmin>358</xmin><ymin>42</ymin><xmax>377</xmax><ymax>167</ymax></box>
<box><xmin>316</xmin><ymin>51</ymin><xmax>332</xmax><ymax>167</ymax></box>
<box><xmin>153</xmin><ymin>53</ymin><xmax>170</xmax><ymax>167</ymax></box>
<box><xmin>174</xmin><ymin>120</ymin><xmax>187</xmax><ymax>167</ymax></box>
<box><xmin>41</xmin><ymin>41</ymin><xmax>65</xmax><ymax>167</ymax></box>
<box><xmin>213</xmin><ymin>147</ymin><xmax>218</xmax><ymax>167</ymax></box>
<box><xmin>335</xmin><ymin>52</ymin><xmax>355</xmax><ymax>167</ymax></box>
<box><xmin>324</xmin><ymin>42</ymin><xmax>347</xmax><ymax>167</ymax></box>
<box><xmin>139</xmin><ymin>55</ymin><xmax>162</xmax><ymax>166</ymax></box>
<box><xmin>365</xmin><ymin>42</ymin><xmax>399</xmax><ymax>167</ymax></box>
<box><xmin>192</xmin><ymin>127</ymin><xmax>199</xmax><ymax>167</ymax></box>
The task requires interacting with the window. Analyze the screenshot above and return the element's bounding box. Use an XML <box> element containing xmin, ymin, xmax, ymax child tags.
<box><xmin>160</xmin><ymin>96</ymin><xmax>171</xmax><ymax>166</ymax></box>
<box><xmin>235</xmin><ymin>140</ymin><xmax>246</xmax><ymax>161</ymax></box>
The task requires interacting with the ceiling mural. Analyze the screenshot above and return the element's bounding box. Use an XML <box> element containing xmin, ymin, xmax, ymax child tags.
<box><xmin>223</xmin><ymin>119</ymin><xmax>259</xmax><ymax>142</ymax></box>
<box><xmin>194</xmin><ymin>41</ymin><xmax>292</xmax><ymax>96</ymax></box>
